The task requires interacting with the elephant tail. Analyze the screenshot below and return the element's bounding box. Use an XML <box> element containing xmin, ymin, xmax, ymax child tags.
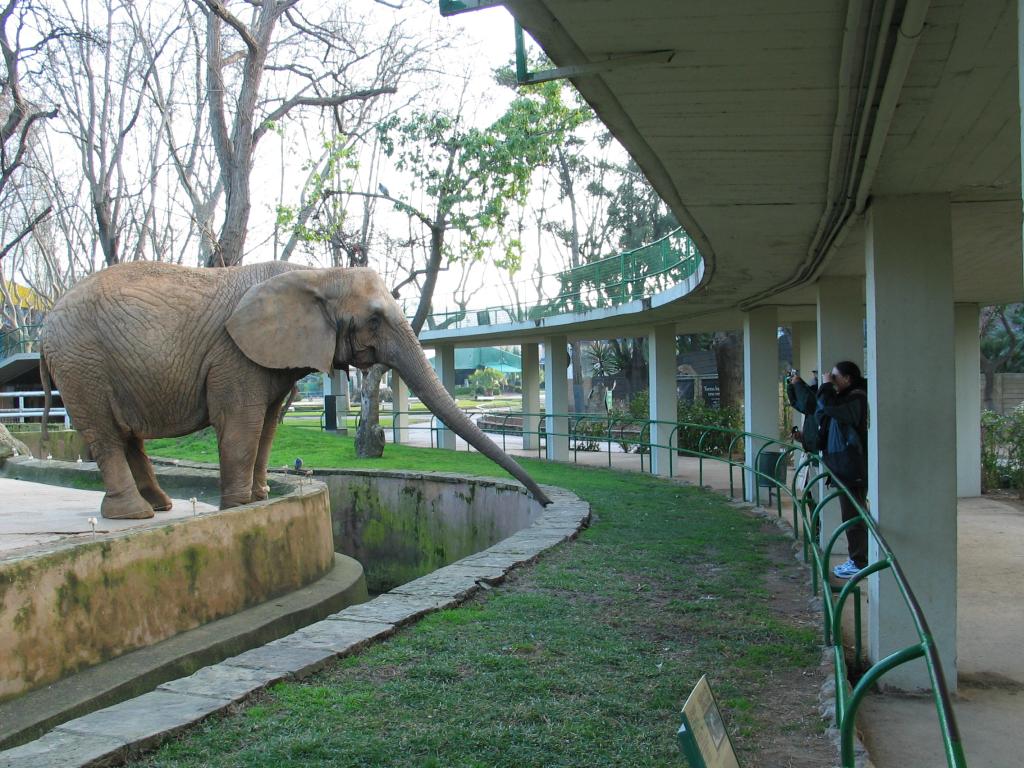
<box><xmin>40</xmin><ymin>353</ymin><xmax>52</xmax><ymax>449</ymax></box>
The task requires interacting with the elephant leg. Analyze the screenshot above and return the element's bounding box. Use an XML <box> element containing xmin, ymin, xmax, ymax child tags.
<box><xmin>251</xmin><ymin>400</ymin><xmax>284</xmax><ymax>502</ymax></box>
<box><xmin>87</xmin><ymin>432</ymin><xmax>154</xmax><ymax>520</ymax></box>
<box><xmin>214</xmin><ymin>405</ymin><xmax>265</xmax><ymax>509</ymax></box>
<box><xmin>126</xmin><ymin>436</ymin><xmax>173</xmax><ymax>512</ymax></box>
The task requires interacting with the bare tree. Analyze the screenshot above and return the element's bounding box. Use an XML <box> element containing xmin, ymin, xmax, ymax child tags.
<box><xmin>44</xmin><ymin>0</ymin><xmax>178</xmax><ymax>267</ymax></box>
<box><xmin>196</xmin><ymin>0</ymin><xmax>399</xmax><ymax>267</ymax></box>
<box><xmin>0</xmin><ymin>0</ymin><xmax>62</xmax><ymax>267</ymax></box>
<box><xmin>0</xmin><ymin>0</ymin><xmax>65</xmax><ymax>454</ymax></box>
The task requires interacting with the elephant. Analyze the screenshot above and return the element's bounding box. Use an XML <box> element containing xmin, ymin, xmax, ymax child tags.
<box><xmin>39</xmin><ymin>261</ymin><xmax>551</xmax><ymax>519</ymax></box>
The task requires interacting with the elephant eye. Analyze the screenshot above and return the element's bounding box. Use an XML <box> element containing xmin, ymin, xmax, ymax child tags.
<box><xmin>368</xmin><ymin>313</ymin><xmax>382</xmax><ymax>331</ymax></box>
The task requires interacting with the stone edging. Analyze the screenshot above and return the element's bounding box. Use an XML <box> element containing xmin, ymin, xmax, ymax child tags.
<box><xmin>0</xmin><ymin>484</ymin><xmax>589</xmax><ymax>768</ymax></box>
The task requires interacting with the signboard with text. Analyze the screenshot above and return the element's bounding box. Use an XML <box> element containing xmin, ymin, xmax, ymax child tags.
<box><xmin>676</xmin><ymin>676</ymin><xmax>740</xmax><ymax>768</ymax></box>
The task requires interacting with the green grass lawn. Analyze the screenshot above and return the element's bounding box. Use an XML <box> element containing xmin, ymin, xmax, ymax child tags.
<box><xmin>140</xmin><ymin>427</ymin><xmax>828</xmax><ymax>767</ymax></box>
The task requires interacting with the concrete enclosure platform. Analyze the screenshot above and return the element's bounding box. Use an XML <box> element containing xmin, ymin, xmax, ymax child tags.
<box><xmin>0</xmin><ymin>477</ymin><xmax>217</xmax><ymax>556</ymax></box>
<box><xmin>0</xmin><ymin>458</ymin><xmax>337</xmax><ymax>701</ymax></box>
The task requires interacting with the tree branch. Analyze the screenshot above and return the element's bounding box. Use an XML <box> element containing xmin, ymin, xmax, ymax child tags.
<box><xmin>252</xmin><ymin>86</ymin><xmax>397</xmax><ymax>145</ymax></box>
<box><xmin>198</xmin><ymin>0</ymin><xmax>258</xmax><ymax>57</ymax></box>
<box><xmin>331</xmin><ymin>189</ymin><xmax>435</xmax><ymax>231</ymax></box>
<box><xmin>0</xmin><ymin>205</ymin><xmax>51</xmax><ymax>262</ymax></box>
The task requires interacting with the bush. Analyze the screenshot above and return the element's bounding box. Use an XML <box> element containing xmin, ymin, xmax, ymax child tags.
<box><xmin>981</xmin><ymin>406</ymin><xmax>1024</xmax><ymax>495</ymax></box>
<box><xmin>570</xmin><ymin>417</ymin><xmax>606</xmax><ymax>452</ymax></box>
<box><xmin>676</xmin><ymin>401</ymin><xmax>743</xmax><ymax>457</ymax></box>
<box><xmin>467</xmin><ymin>367</ymin><xmax>506</xmax><ymax>397</ymax></box>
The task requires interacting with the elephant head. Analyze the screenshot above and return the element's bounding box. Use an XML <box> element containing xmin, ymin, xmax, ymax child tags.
<box><xmin>226</xmin><ymin>267</ymin><xmax>551</xmax><ymax>505</ymax></box>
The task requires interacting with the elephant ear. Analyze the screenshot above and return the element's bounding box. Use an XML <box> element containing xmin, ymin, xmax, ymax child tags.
<box><xmin>226</xmin><ymin>269</ymin><xmax>336</xmax><ymax>372</ymax></box>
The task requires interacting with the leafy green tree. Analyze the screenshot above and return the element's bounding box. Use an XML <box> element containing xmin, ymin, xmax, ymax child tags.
<box><xmin>981</xmin><ymin>304</ymin><xmax>1024</xmax><ymax>411</ymax></box>
<box><xmin>352</xmin><ymin>95</ymin><xmax>580</xmax><ymax>456</ymax></box>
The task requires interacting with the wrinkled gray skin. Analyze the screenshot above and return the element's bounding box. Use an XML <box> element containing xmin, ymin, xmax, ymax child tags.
<box><xmin>40</xmin><ymin>262</ymin><xmax>550</xmax><ymax>519</ymax></box>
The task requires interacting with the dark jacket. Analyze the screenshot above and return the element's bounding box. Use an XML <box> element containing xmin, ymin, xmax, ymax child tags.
<box><xmin>786</xmin><ymin>377</ymin><xmax>818</xmax><ymax>416</ymax></box>
<box><xmin>787</xmin><ymin>377</ymin><xmax>822</xmax><ymax>452</ymax></box>
<box><xmin>816</xmin><ymin>382</ymin><xmax>868</xmax><ymax>487</ymax></box>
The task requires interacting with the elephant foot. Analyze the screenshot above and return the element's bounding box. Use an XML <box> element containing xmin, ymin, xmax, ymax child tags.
<box><xmin>219</xmin><ymin>494</ymin><xmax>252</xmax><ymax>510</ymax></box>
<box><xmin>101</xmin><ymin>489</ymin><xmax>155</xmax><ymax>520</ymax></box>
<box><xmin>140</xmin><ymin>487</ymin><xmax>173</xmax><ymax>513</ymax></box>
<box><xmin>250</xmin><ymin>483</ymin><xmax>270</xmax><ymax>502</ymax></box>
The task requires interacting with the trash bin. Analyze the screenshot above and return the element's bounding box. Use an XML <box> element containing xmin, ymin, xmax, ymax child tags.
<box><xmin>756</xmin><ymin>450</ymin><xmax>788</xmax><ymax>503</ymax></box>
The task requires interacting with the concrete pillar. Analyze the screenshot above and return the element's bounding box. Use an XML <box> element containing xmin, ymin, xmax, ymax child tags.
<box><xmin>521</xmin><ymin>343</ymin><xmax>541</xmax><ymax>451</ymax></box>
<box><xmin>743</xmin><ymin>307</ymin><xmax>778</xmax><ymax>502</ymax></box>
<box><xmin>436</xmin><ymin>345</ymin><xmax>457</xmax><ymax>450</ymax></box>
<box><xmin>865</xmin><ymin>194</ymin><xmax>957</xmax><ymax>691</ymax></box>
<box><xmin>793</xmin><ymin>321</ymin><xmax>819</xmax><ymax>383</ymax></box>
<box><xmin>649</xmin><ymin>323</ymin><xmax>678</xmax><ymax>476</ymax></box>
<box><xmin>816</xmin><ymin>278</ymin><xmax>865</xmax><ymax>548</ymax></box>
<box><xmin>391</xmin><ymin>372</ymin><xmax>409</xmax><ymax>444</ymax></box>
<box><xmin>323</xmin><ymin>370</ymin><xmax>349</xmax><ymax>434</ymax></box>
<box><xmin>544</xmin><ymin>336</ymin><xmax>570</xmax><ymax>461</ymax></box>
<box><xmin>955</xmin><ymin>304</ymin><xmax>982</xmax><ymax>497</ymax></box>
<box><xmin>791</xmin><ymin>321</ymin><xmax>818</xmax><ymax>496</ymax></box>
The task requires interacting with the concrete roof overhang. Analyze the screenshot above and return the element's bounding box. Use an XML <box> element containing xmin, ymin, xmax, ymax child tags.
<box><xmin>423</xmin><ymin>0</ymin><xmax>1023</xmax><ymax>347</ymax></box>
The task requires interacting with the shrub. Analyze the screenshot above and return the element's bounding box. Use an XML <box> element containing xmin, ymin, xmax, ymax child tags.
<box><xmin>570</xmin><ymin>417</ymin><xmax>606</xmax><ymax>452</ymax></box>
<box><xmin>467</xmin><ymin>367</ymin><xmax>506</xmax><ymax>397</ymax></box>
<box><xmin>676</xmin><ymin>401</ymin><xmax>743</xmax><ymax>457</ymax></box>
<box><xmin>981</xmin><ymin>406</ymin><xmax>1024</xmax><ymax>496</ymax></box>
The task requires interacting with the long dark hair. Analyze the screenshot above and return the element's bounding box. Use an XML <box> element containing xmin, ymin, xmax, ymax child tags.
<box><xmin>834</xmin><ymin>360</ymin><xmax>867</xmax><ymax>390</ymax></box>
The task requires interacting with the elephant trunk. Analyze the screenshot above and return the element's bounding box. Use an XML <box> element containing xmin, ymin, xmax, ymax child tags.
<box><xmin>384</xmin><ymin>327</ymin><xmax>551</xmax><ymax>506</ymax></box>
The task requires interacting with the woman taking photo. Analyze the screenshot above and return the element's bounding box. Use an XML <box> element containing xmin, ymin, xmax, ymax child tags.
<box><xmin>816</xmin><ymin>361</ymin><xmax>869</xmax><ymax>579</ymax></box>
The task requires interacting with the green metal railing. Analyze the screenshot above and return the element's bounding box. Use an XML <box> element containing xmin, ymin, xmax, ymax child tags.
<box><xmin>0</xmin><ymin>324</ymin><xmax>42</xmax><ymax>358</ymax></box>
<box><xmin>419</xmin><ymin>228</ymin><xmax>701</xmax><ymax>331</ymax></box>
<box><xmin>369</xmin><ymin>407</ymin><xmax>966</xmax><ymax>767</ymax></box>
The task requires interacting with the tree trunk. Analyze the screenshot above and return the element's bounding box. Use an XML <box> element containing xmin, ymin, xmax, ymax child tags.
<box><xmin>981</xmin><ymin>357</ymin><xmax>997</xmax><ymax>412</ymax></box>
<box><xmin>570</xmin><ymin>341</ymin><xmax>585</xmax><ymax>413</ymax></box>
<box><xmin>355</xmin><ymin>363</ymin><xmax>387</xmax><ymax>458</ymax></box>
<box><xmin>713</xmin><ymin>330</ymin><xmax>744</xmax><ymax>409</ymax></box>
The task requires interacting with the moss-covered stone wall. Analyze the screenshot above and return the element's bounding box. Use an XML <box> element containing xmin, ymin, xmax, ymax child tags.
<box><xmin>5</xmin><ymin>428</ymin><xmax>90</xmax><ymax>462</ymax></box>
<box><xmin>0</xmin><ymin>460</ymin><xmax>334</xmax><ymax>701</ymax></box>
<box><xmin>312</xmin><ymin>470</ymin><xmax>542</xmax><ymax>592</ymax></box>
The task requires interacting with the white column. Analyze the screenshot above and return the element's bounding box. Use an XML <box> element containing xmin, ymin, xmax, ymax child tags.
<box><xmin>744</xmin><ymin>307</ymin><xmax>778</xmax><ymax>502</ymax></box>
<box><xmin>649</xmin><ymin>323</ymin><xmax>678</xmax><ymax>476</ymax></box>
<box><xmin>816</xmin><ymin>278</ymin><xmax>865</xmax><ymax>548</ymax></box>
<box><xmin>793</xmin><ymin>321</ymin><xmax>819</xmax><ymax>383</ymax></box>
<box><xmin>437</xmin><ymin>345</ymin><xmax>457</xmax><ymax>450</ymax></box>
<box><xmin>866</xmin><ymin>194</ymin><xmax>957</xmax><ymax>691</ymax></box>
<box><xmin>955</xmin><ymin>304</ymin><xmax>982</xmax><ymax>497</ymax></box>
<box><xmin>521</xmin><ymin>343</ymin><xmax>541</xmax><ymax>451</ymax></box>
<box><xmin>544</xmin><ymin>336</ymin><xmax>570</xmax><ymax>461</ymax></box>
<box><xmin>391</xmin><ymin>372</ymin><xmax>409</xmax><ymax>444</ymax></box>
<box><xmin>791</xmin><ymin>321</ymin><xmax>818</xmax><ymax>497</ymax></box>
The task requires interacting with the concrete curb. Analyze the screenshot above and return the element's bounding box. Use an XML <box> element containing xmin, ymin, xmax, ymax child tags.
<box><xmin>0</xmin><ymin>483</ymin><xmax>590</xmax><ymax>768</ymax></box>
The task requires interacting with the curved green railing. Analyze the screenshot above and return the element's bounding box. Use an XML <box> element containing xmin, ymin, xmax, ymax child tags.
<box><xmin>0</xmin><ymin>324</ymin><xmax>42</xmax><ymax>358</ymax></box>
<box><xmin>364</xmin><ymin>408</ymin><xmax>966</xmax><ymax>767</ymax></box>
<box><xmin>421</xmin><ymin>228</ymin><xmax>702</xmax><ymax>330</ymax></box>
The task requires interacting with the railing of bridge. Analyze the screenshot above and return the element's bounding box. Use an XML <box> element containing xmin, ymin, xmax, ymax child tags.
<box><xmin>420</xmin><ymin>228</ymin><xmax>702</xmax><ymax>331</ymax></box>
<box><xmin>0</xmin><ymin>324</ymin><xmax>43</xmax><ymax>358</ymax></box>
<box><xmin>357</xmin><ymin>407</ymin><xmax>966</xmax><ymax>768</ymax></box>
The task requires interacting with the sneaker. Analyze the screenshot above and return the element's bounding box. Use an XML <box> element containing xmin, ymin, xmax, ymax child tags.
<box><xmin>833</xmin><ymin>559</ymin><xmax>861</xmax><ymax>579</ymax></box>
